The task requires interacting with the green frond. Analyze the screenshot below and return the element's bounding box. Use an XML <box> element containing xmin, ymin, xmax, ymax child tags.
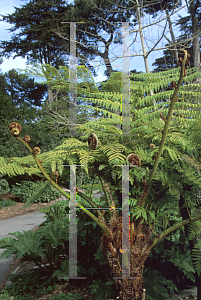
<box><xmin>167</xmin><ymin>132</ymin><xmax>191</xmax><ymax>151</ymax></box>
<box><xmin>184</xmin><ymin>119</ymin><xmax>201</xmax><ymax>147</ymax></box>
<box><xmin>78</xmin><ymin>94</ymin><xmax>121</xmax><ymax>112</ymax></box>
<box><xmin>16</xmin><ymin>63</ymin><xmax>99</xmax><ymax>94</ymax></box>
<box><xmin>100</xmin><ymin>143</ymin><xmax>127</xmax><ymax>164</ymax></box>
<box><xmin>138</xmin><ymin>91</ymin><xmax>172</xmax><ymax>106</ymax></box>
<box><xmin>45</xmin><ymin>139</ymin><xmax>86</xmax><ymax>163</ymax></box>
<box><xmin>0</xmin><ymin>161</ymin><xmax>41</xmax><ymax>177</ymax></box>
<box><xmin>39</xmin><ymin>217</ymin><xmax>69</xmax><ymax>247</ymax></box>
<box><xmin>79</xmin><ymin>150</ymin><xmax>97</xmax><ymax>174</ymax></box>
<box><xmin>78</xmin><ymin>118</ymin><xmax>121</xmax><ymax>136</ymax></box>
<box><xmin>187</xmin><ymin>218</ymin><xmax>201</xmax><ymax>241</ymax></box>
<box><xmin>179</xmin><ymin>154</ymin><xmax>201</xmax><ymax>175</ymax></box>
<box><xmin>0</xmin><ymin>163</ymin><xmax>23</xmax><ymax>177</ymax></box>
<box><xmin>77</xmin><ymin>104</ymin><xmax>120</xmax><ymax>119</ymax></box>
<box><xmin>51</xmin><ymin>160</ymin><xmax>56</xmax><ymax>173</ymax></box>
<box><xmin>191</xmin><ymin>240</ymin><xmax>201</xmax><ymax>277</ymax></box>
<box><xmin>162</xmin><ymin>146</ymin><xmax>183</xmax><ymax>162</ymax></box>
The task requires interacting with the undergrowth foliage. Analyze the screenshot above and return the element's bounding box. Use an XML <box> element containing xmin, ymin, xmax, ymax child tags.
<box><xmin>9</xmin><ymin>180</ymin><xmax>61</xmax><ymax>205</ymax></box>
<box><xmin>1</xmin><ymin>50</ymin><xmax>201</xmax><ymax>299</ymax></box>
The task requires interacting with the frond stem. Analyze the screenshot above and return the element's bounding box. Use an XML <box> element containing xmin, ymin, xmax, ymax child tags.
<box><xmin>15</xmin><ymin>136</ymin><xmax>111</xmax><ymax>237</ymax></box>
<box><xmin>140</xmin><ymin>50</ymin><xmax>188</xmax><ymax>208</ymax></box>
<box><xmin>147</xmin><ymin>213</ymin><xmax>201</xmax><ymax>253</ymax></box>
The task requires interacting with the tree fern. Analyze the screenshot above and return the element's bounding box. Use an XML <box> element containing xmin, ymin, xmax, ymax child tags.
<box><xmin>4</xmin><ymin>51</ymin><xmax>201</xmax><ymax>299</ymax></box>
<box><xmin>2</xmin><ymin>60</ymin><xmax>201</xmax><ymax>206</ymax></box>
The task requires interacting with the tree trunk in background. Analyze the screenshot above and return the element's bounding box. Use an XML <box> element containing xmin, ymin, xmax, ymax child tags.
<box><xmin>136</xmin><ymin>0</ymin><xmax>150</xmax><ymax>74</ymax></box>
<box><xmin>103</xmin><ymin>55</ymin><xmax>114</xmax><ymax>77</ymax></box>
<box><xmin>48</xmin><ymin>85</ymin><xmax>54</xmax><ymax>104</ymax></box>
<box><xmin>165</xmin><ymin>8</ymin><xmax>178</xmax><ymax>66</ymax></box>
<box><xmin>135</xmin><ymin>0</ymin><xmax>159</xmax><ymax>114</ymax></box>
<box><xmin>100</xmin><ymin>213</ymin><xmax>153</xmax><ymax>299</ymax></box>
<box><xmin>193</xmin><ymin>32</ymin><xmax>201</xmax><ymax>84</ymax></box>
<box><xmin>190</xmin><ymin>1</ymin><xmax>201</xmax><ymax>84</ymax></box>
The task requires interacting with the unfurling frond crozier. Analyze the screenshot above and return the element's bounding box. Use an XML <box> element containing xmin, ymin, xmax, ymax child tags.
<box><xmin>33</xmin><ymin>146</ymin><xmax>41</xmax><ymax>155</ymax></box>
<box><xmin>51</xmin><ymin>171</ymin><xmax>59</xmax><ymax>184</ymax></box>
<box><xmin>177</xmin><ymin>50</ymin><xmax>191</xmax><ymax>77</ymax></box>
<box><xmin>150</xmin><ymin>144</ymin><xmax>156</xmax><ymax>150</ymax></box>
<box><xmin>9</xmin><ymin>122</ymin><xmax>22</xmax><ymax>136</ymax></box>
<box><xmin>126</xmin><ymin>153</ymin><xmax>141</xmax><ymax>167</ymax></box>
<box><xmin>88</xmin><ymin>133</ymin><xmax>98</xmax><ymax>150</ymax></box>
<box><xmin>169</xmin><ymin>81</ymin><xmax>177</xmax><ymax>89</ymax></box>
<box><xmin>23</xmin><ymin>135</ymin><xmax>31</xmax><ymax>143</ymax></box>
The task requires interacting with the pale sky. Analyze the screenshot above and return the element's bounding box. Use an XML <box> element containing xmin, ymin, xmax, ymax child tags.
<box><xmin>0</xmin><ymin>0</ymin><xmax>188</xmax><ymax>86</ymax></box>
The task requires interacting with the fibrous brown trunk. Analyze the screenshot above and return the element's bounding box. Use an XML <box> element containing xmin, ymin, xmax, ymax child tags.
<box><xmin>99</xmin><ymin>213</ymin><xmax>153</xmax><ymax>300</ymax></box>
<box><xmin>48</xmin><ymin>85</ymin><xmax>54</xmax><ymax>104</ymax></box>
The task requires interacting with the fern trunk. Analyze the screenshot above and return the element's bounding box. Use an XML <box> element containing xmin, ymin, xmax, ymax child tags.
<box><xmin>99</xmin><ymin>214</ymin><xmax>153</xmax><ymax>299</ymax></box>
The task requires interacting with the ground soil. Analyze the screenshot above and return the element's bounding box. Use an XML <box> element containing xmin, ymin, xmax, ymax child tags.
<box><xmin>0</xmin><ymin>192</ymin><xmax>68</xmax><ymax>221</ymax></box>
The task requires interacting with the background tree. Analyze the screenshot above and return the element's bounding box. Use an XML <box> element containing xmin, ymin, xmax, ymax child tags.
<box><xmin>176</xmin><ymin>0</ymin><xmax>201</xmax><ymax>82</ymax></box>
<box><xmin>3</xmin><ymin>69</ymin><xmax>47</xmax><ymax>107</ymax></box>
<box><xmin>152</xmin><ymin>45</ymin><xmax>194</xmax><ymax>72</ymax></box>
<box><xmin>0</xmin><ymin>66</ymin><xmax>64</xmax><ymax>158</ymax></box>
<box><xmin>52</xmin><ymin>0</ymin><xmax>138</xmax><ymax>79</ymax></box>
<box><xmin>0</xmin><ymin>0</ymin><xmax>75</xmax><ymax>103</ymax></box>
<box><xmin>82</xmin><ymin>0</ymin><xmax>188</xmax><ymax>77</ymax></box>
<box><xmin>152</xmin><ymin>1</ymin><xmax>201</xmax><ymax>78</ymax></box>
<box><xmin>143</xmin><ymin>0</ymin><xmax>182</xmax><ymax>66</ymax></box>
<box><xmin>16</xmin><ymin>62</ymin><xmax>101</xmax><ymax>138</ymax></box>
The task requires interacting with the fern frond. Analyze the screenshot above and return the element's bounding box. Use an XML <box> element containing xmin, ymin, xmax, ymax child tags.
<box><xmin>179</xmin><ymin>154</ymin><xmax>201</xmax><ymax>175</ymax></box>
<box><xmin>100</xmin><ymin>143</ymin><xmax>127</xmax><ymax>164</ymax></box>
<box><xmin>0</xmin><ymin>162</ymin><xmax>41</xmax><ymax>177</ymax></box>
<box><xmin>192</xmin><ymin>241</ymin><xmax>201</xmax><ymax>277</ymax></box>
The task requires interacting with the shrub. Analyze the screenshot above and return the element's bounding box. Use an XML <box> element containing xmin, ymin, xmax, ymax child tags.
<box><xmin>10</xmin><ymin>180</ymin><xmax>61</xmax><ymax>203</ymax></box>
<box><xmin>0</xmin><ymin>289</ymin><xmax>13</xmax><ymax>300</ymax></box>
<box><xmin>0</xmin><ymin>177</ymin><xmax>10</xmax><ymax>195</ymax></box>
<box><xmin>0</xmin><ymin>198</ymin><xmax>16</xmax><ymax>209</ymax></box>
